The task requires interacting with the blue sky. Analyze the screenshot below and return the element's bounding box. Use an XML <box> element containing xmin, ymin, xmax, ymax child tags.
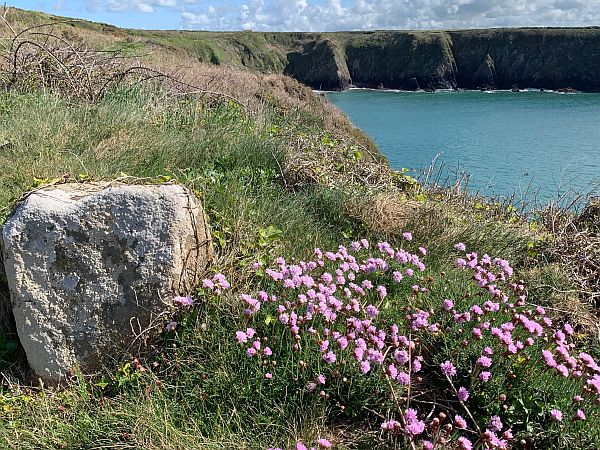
<box><xmin>11</xmin><ymin>0</ymin><xmax>600</xmax><ymax>31</ymax></box>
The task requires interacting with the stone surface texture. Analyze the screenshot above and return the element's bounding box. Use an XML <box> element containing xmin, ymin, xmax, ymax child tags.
<box><xmin>1</xmin><ymin>183</ymin><xmax>212</xmax><ymax>382</ymax></box>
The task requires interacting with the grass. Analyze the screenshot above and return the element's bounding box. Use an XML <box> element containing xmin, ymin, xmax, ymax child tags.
<box><xmin>0</xmin><ymin>9</ymin><xmax>599</xmax><ymax>449</ymax></box>
<box><xmin>0</xmin><ymin>83</ymin><xmax>598</xmax><ymax>449</ymax></box>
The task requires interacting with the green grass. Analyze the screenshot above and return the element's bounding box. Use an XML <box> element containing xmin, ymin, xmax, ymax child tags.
<box><xmin>0</xmin><ymin>82</ymin><xmax>598</xmax><ymax>450</ymax></box>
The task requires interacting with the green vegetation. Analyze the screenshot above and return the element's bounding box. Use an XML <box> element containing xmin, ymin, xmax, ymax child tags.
<box><xmin>0</xmin><ymin>7</ymin><xmax>599</xmax><ymax>450</ymax></box>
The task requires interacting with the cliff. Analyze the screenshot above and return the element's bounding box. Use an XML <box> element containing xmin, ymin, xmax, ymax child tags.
<box><xmin>276</xmin><ymin>28</ymin><xmax>600</xmax><ymax>91</ymax></box>
<box><xmin>7</xmin><ymin>9</ymin><xmax>600</xmax><ymax>91</ymax></box>
<box><xmin>151</xmin><ymin>28</ymin><xmax>600</xmax><ymax>92</ymax></box>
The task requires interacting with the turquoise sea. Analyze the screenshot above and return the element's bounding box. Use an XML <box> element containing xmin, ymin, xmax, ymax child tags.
<box><xmin>327</xmin><ymin>89</ymin><xmax>600</xmax><ymax>205</ymax></box>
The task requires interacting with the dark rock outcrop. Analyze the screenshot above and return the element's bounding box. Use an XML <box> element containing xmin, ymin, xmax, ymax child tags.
<box><xmin>284</xmin><ymin>39</ymin><xmax>351</xmax><ymax>91</ymax></box>
<box><xmin>271</xmin><ymin>28</ymin><xmax>600</xmax><ymax>92</ymax></box>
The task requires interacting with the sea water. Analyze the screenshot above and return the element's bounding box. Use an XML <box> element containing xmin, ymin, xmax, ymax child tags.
<box><xmin>327</xmin><ymin>89</ymin><xmax>600</xmax><ymax>204</ymax></box>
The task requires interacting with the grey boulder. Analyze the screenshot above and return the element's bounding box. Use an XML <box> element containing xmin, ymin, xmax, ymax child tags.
<box><xmin>1</xmin><ymin>182</ymin><xmax>213</xmax><ymax>383</ymax></box>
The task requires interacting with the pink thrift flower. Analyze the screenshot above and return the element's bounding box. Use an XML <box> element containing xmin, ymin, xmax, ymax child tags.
<box><xmin>406</xmin><ymin>420</ymin><xmax>425</xmax><ymax>436</ymax></box>
<box><xmin>440</xmin><ymin>361</ymin><xmax>457</xmax><ymax>377</ymax></box>
<box><xmin>477</xmin><ymin>355</ymin><xmax>493</xmax><ymax>368</ymax></box>
<box><xmin>264</xmin><ymin>373</ymin><xmax>273</xmax><ymax>379</ymax></box>
<box><xmin>360</xmin><ymin>360</ymin><xmax>371</xmax><ymax>374</ymax></box>
<box><xmin>479</xmin><ymin>371</ymin><xmax>492</xmax><ymax>382</ymax></box>
<box><xmin>174</xmin><ymin>296</ymin><xmax>194</xmax><ymax>306</ymax></box>
<box><xmin>575</xmin><ymin>409</ymin><xmax>586</xmax><ymax>420</ymax></box>
<box><xmin>405</xmin><ymin>408</ymin><xmax>418</xmax><ymax>422</ymax></box>
<box><xmin>317</xmin><ymin>438</ymin><xmax>332</xmax><ymax>448</ymax></box>
<box><xmin>443</xmin><ymin>299</ymin><xmax>454</xmax><ymax>310</ymax></box>
<box><xmin>317</xmin><ymin>374</ymin><xmax>326</xmax><ymax>385</ymax></box>
<box><xmin>236</xmin><ymin>331</ymin><xmax>248</xmax><ymax>343</ymax></box>
<box><xmin>423</xmin><ymin>441</ymin><xmax>434</xmax><ymax>450</ymax></box>
<box><xmin>458</xmin><ymin>387</ymin><xmax>470</xmax><ymax>402</ymax></box>
<box><xmin>455</xmin><ymin>242</ymin><xmax>467</xmax><ymax>251</ymax></box>
<box><xmin>323</xmin><ymin>351</ymin><xmax>337</xmax><ymax>364</ymax></box>
<box><xmin>458</xmin><ymin>436</ymin><xmax>473</xmax><ymax>450</ymax></box>
<box><xmin>455</xmin><ymin>415</ymin><xmax>467</xmax><ymax>429</ymax></box>
<box><xmin>381</xmin><ymin>420</ymin><xmax>400</xmax><ymax>431</ymax></box>
<box><xmin>489</xmin><ymin>415</ymin><xmax>503</xmax><ymax>432</ymax></box>
<box><xmin>202</xmin><ymin>278</ymin><xmax>214</xmax><ymax>289</ymax></box>
<box><xmin>397</xmin><ymin>372</ymin><xmax>410</xmax><ymax>385</ymax></box>
<box><xmin>418</xmin><ymin>246</ymin><xmax>427</xmax><ymax>255</ymax></box>
<box><xmin>403</xmin><ymin>232</ymin><xmax>413</xmax><ymax>241</ymax></box>
<box><xmin>550</xmin><ymin>409</ymin><xmax>563</xmax><ymax>422</ymax></box>
<box><xmin>263</xmin><ymin>347</ymin><xmax>273</xmax><ymax>356</ymax></box>
<box><xmin>556</xmin><ymin>365</ymin><xmax>569</xmax><ymax>377</ymax></box>
<box><xmin>296</xmin><ymin>443</ymin><xmax>308</xmax><ymax>450</ymax></box>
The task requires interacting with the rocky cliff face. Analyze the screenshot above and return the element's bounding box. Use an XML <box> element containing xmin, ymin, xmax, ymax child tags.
<box><xmin>261</xmin><ymin>28</ymin><xmax>600</xmax><ymax>92</ymax></box>
<box><xmin>284</xmin><ymin>39</ymin><xmax>351</xmax><ymax>91</ymax></box>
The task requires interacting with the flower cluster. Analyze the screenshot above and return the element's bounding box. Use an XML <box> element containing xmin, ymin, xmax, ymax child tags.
<box><xmin>228</xmin><ymin>238</ymin><xmax>599</xmax><ymax>449</ymax></box>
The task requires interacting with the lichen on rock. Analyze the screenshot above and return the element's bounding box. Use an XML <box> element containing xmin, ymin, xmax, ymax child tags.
<box><xmin>1</xmin><ymin>182</ymin><xmax>213</xmax><ymax>383</ymax></box>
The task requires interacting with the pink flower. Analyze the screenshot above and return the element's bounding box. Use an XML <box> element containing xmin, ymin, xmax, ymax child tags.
<box><xmin>296</xmin><ymin>443</ymin><xmax>308</xmax><ymax>450</ymax></box>
<box><xmin>323</xmin><ymin>351</ymin><xmax>336</xmax><ymax>364</ymax></box>
<box><xmin>397</xmin><ymin>372</ymin><xmax>410</xmax><ymax>385</ymax></box>
<box><xmin>479</xmin><ymin>371</ymin><xmax>492</xmax><ymax>382</ymax></box>
<box><xmin>264</xmin><ymin>373</ymin><xmax>273</xmax><ymax>379</ymax></box>
<box><xmin>443</xmin><ymin>299</ymin><xmax>454</xmax><ymax>310</ymax></box>
<box><xmin>406</xmin><ymin>420</ymin><xmax>425</xmax><ymax>436</ymax></box>
<box><xmin>405</xmin><ymin>408</ymin><xmax>418</xmax><ymax>422</ymax></box>
<box><xmin>457</xmin><ymin>437</ymin><xmax>473</xmax><ymax>450</ymax></box>
<box><xmin>550</xmin><ymin>409</ymin><xmax>563</xmax><ymax>422</ymax></box>
<box><xmin>236</xmin><ymin>331</ymin><xmax>249</xmax><ymax>343</ymax></box>
<box><xmin>418</xmin><ymin>246</ymin><xmax>427</xmax><ymax>255</ymax></box>
<box><xmin>423</xmin><ymin>441</ymin><xmax>434</xmax><ymax>450</ymax></box>
<box><xmin>455</xmin><ymin>415</ymin><xmax>467</xmax><ymax>429</ymax></box>
<box><xmin>403</xmin><ymin>232</ymin><xmax>413</xmax><ymax>241</ymax></box>
<box><xmin>317</xmin><ymin>438</ymin><xmax>332</xmax><ymax>448</ymax></box>
<box><xmin>263</xmin><ymin>347</ymin><xmax>273</xmax><ymax>356</ymax></box>
<box><xmin>458</xmin><ymin>387</ymin><xmax>470</xmax><ymax>402</ymax></box>
<box><xmin>575</xmin><ymin>409</ymin><xmax>586</xmax><ymax>420</ymax></box>
<box><xmin>440</xmin><ymin>361</ymin><xmax>457</xmax><ymax>377</ymax></box>
<box><xmin>455</xmin><ymin>242</ymin><xmax>467</xmax><ymax>251</ymax></box>
<box><xmin>360</xmin><ymin>360</ymin><xmax>371</xmax><ymax>374</ymax></box>
<box><xmin>477</xmin><ymin>355</ymin><xmax>493</xmax><ymax>368</ymax></box>
<box><xmin>174</xmin><ymin>295</ymin><xmax>194</xmax><ymax>306</ymax></box>
<box><xmin>489</xmin><ymin>415</ymin><xmax>503</xmax><ymax>432</ymax></box>
<box><xmin>381</xmin><ymin>420</ymin><xmax>401</xmax><ymax>431</ymax></box>
<box><xmin>317</xmin><ymin>374</ymin><xmax>326</xmax><ymax>385</ymax></box>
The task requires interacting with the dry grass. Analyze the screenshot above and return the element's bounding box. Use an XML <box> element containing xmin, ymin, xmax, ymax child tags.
<box><xmin>543</xmin><ymin>199</ymin><xmax>600</xmax><ymax>308</ymax></box>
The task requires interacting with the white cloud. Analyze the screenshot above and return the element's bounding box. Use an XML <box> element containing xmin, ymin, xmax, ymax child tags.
<box><xmin>103</xmin><ymin>0</ymin><xmax>175</xmax><ymax>13</ymax></box>
<box><xmin>136</xmin><ymin>3</ymin><xmax>154</xmax><ymax>13</ymax></box>
<box><xmin>88</xmin><ymin>1</ymin><xmax>600</xmax><ymax>30</ymax></box>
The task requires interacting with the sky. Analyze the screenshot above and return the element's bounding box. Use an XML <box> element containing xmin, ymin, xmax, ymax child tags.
<box><xmin>11</xmin><ymin>0</ymin><xmax>600</xmax><ymax>32</ymax></box>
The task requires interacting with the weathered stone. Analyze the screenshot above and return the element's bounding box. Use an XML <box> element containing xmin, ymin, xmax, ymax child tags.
<box><xmin>1</xmin><ymin>183</ymin><xmax>213</xmax><ymax>382</ymax></box>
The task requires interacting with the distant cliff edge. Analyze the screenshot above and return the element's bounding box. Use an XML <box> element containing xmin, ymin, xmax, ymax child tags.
<box><xmin>178</xmin><ymin>28</ymin><xmax>600</xmax><ymax>92</ymax></box>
